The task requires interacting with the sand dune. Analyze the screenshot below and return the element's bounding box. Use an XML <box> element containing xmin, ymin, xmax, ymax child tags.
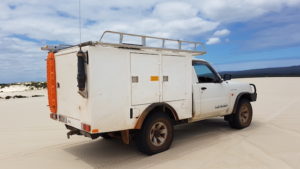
<box><xmin>0</xmin><ymin>77</ymin><xmax>300</xmax><ymax>169</ymax></box>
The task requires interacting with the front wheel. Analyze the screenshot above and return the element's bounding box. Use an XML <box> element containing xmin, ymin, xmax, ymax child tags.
<box><xmin>135</xmin><ymin>113</ymin><xmax>174</xmax><ymax>155</ymax></box>
<box><xmin>229</xmin><ymin>99</ymin><xmax>253</xmax><ymax>129</ymax></box>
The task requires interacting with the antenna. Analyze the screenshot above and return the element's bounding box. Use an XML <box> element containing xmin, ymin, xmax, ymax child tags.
<box><xmin>76</xmin><ymin>0</ymin><xmax>87</xmax><ymax>97</ymax></box>
<box><xmin>78</xmin><ymin>0</ymin><xmax>82</xmax><ymax>49</ymax></box>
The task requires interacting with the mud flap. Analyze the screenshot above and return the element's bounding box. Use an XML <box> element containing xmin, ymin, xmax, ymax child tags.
<box><xmin>121</xmin><ymin>130</ymin><xmax>130</xmax><ymax>144</ymax></box>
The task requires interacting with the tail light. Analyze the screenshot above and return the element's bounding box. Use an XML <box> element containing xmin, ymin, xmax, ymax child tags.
<box><xmin>81</xmin><ymin>123</ymin><xmax>91</xmax><ymax>132</ymax></box>
<box><xmin>58</xmin><ymin>115</ymin><xmax>67</xmax><ymax>123</ymax></box>
<box><xmin>50</xmin><ymin>113</ymin><xmax>57</xmax><ymax>120</ymax></box>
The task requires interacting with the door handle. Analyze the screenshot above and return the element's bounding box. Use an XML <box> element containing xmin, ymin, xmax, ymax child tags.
<box><xmin>201</xmin><ymin>87</ymin><xmax>207</xmax><ymax>90</ymax></box>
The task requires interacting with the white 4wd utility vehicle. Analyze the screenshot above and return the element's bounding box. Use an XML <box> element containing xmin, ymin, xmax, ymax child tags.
<box><xmin>43</xmin><ymin>31</ymin><xmax>257</xmax><ymax>155</ymax></box>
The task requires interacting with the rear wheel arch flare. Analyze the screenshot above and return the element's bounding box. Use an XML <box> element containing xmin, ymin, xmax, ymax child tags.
<box><xmin>135</xmin><ymin>103</ymin><xmax>179</xmax><ymax>129</ymax></box>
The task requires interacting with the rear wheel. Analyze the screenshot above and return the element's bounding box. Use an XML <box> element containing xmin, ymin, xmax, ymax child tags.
<box><xmin>135</xmin><ymin>113</ymin><xmax>173</xmax><ymax>155</ymax></box>
<box><xmin>229</xmin><ymin>99</ymin><xmax>253</xmax><ymax>129</ymax></box>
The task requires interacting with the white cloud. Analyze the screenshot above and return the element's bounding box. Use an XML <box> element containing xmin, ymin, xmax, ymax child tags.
<box><xmin>213</xmin><ymin>29</ymin><xmax>230</xmax><ymax>37</ymax></box>
<box><xmin>1</xmin><ymin>0</ymin><xmax>300</xmax><ymax>82</ymax></box>
<box><xmin>206</xmin><ymin>37</ymin><xmax>221</xmax><ymax>45</ymax></box>
<box><xmin>1</xmin><ymin>0</ymin><xmax>299</xmax><ymax>44</ymax></box>
<box><xmin>153</xmin><ymin>2</ymin><xmax>198</xmax><ymax>20</ymax></box>
<box><xmin>0</xmin><ymin>36</ymin><xmax>45</xmax><ymax>83</ymax></box>
<box><xmin>206</xmin><ymin>29</ymin><xmax>230</xmax><ymax>45</ymax></box>
<box><xmin>193</xmin><ymin>0</ymin><xmax>300</xmax><ymax>23</ymax></box>
<box><xmin>0</xmin><ymin>0</ymin><xmax>220</xmax><ymax>44</ymax></box>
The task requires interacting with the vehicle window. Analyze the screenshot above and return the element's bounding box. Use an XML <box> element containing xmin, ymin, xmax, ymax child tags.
<box><xmin>193</xmin><ymin>63</ymin><xmax>219</xmax><ymax>83</ymax></box>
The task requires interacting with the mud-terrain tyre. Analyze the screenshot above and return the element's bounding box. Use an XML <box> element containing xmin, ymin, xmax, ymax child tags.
<box><xmin>229</xmin><ymin>99</ymin><xmax>253</xmax><ymax>129</ymax></box>
<box><xmin>136</xmin><ymin>113</ymin><xmax>174</xmax><ymax>155</ymax></box>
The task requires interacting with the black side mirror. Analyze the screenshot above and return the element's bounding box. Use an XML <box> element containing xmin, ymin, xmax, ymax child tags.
<box><xmin>223</xmin><ymin>74</ymin><xmax>232</xmax><ymax>81</ymax></box>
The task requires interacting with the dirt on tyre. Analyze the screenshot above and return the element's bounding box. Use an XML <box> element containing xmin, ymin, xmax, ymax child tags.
<box><xmin>229</xmin><ymin>99</ymin><xmax>253</xmax><ymax>129</ymax></box>
<box><xmin>135</xmin><ymin>113</ymin><xmax>174</xmax><ymax>155</ymax></box>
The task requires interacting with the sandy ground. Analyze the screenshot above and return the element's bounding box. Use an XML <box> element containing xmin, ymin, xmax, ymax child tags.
<box><xmin>0</xmin><ymin>77</ymin><xmax>300</xmax><ymax>169</ymax></box>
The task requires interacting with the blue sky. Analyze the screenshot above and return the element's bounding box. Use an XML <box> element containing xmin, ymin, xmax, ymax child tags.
<box><xmin>0</xmin><ymin>0</ymin><xmax>300</xmax><ymax>83</ymax></box>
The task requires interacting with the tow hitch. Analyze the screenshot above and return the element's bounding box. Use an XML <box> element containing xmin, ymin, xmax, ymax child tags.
<box><xmin>65</xmin><ymin>124</ymin><xmax>99</xmax><ymax>139</ymax></box>
<box><xmin>67</xmin><ymin>129</ymin><xmax>81</xmax><ymax>139</ymax></box>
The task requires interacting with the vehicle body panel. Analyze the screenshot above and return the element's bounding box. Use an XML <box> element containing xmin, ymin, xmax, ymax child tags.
<box><xmin>51</xmin><ymin>43</ymin><xmax>255</xmax><ymax>134</ymax></box>
<box><xmin>55</xmin><ymin>47</ymin><xmax>91</xmax><ymax>125</ymax></box>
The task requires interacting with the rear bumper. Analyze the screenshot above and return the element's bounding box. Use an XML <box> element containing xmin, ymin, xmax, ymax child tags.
<box><xmin>65</xmin><ymin>124</ymin><xmax>99</xmax><ymax>139</ymax></box>
<box><xmin>50</xmin><ymin>114</ymin><xmax>99</xmax><ymax>138</ymax></box>
<box><xmin>52</xmin><ymin>114</ymin><xmax>82</xmax><ymax>129</ymax></box>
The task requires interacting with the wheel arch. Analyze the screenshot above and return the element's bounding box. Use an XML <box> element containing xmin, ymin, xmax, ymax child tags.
<box><xmin>134</xmin><ymin>103</ymin><xmax>179</xmax><ymax>129</ymax></box>
<box><xmin>232</xmin><ymin>92</ymin><xmax>254</xmax><ymax>114</ymax></box>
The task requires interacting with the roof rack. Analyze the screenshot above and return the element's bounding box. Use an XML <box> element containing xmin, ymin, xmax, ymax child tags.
<box><xmin>41</xmin><ymin>44</ymin><xmax>74</xmax><ymax>52</ymax></box>
<box><xmin>99</xmin><ymin>31</ymin><xmax>206</xmax><ymax>55</ymax></box>
<box><xmin>41</xmin><ymin>31</ymin><xmax>206</xmax><ymax>55</ymax></box>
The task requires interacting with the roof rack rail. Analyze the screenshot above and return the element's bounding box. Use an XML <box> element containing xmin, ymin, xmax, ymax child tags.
<box><xmin>99</xmin><ymin>31</ymin><xmax>206</xmax><ymax>55</ymax></box>
<box><xmin>41</xmin><ymin>44</ymin><xmax>73</xmax><ymax>52</ymax></box>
